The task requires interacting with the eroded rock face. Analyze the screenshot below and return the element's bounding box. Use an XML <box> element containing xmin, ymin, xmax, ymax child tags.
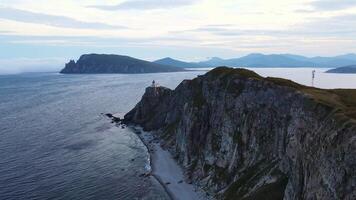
<box><xmin>124</xmin><ymin>67</ymin><xmax>356</xmax><ymax>200</ymax></box>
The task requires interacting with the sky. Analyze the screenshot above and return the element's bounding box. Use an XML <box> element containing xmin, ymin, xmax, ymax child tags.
<box><xmin>0</xmin><ymin>0</ymin><xmax>356</xmax><ymax>73</ymax></box>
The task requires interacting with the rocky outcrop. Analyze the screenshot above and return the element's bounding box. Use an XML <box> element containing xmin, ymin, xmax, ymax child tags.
<box><xmin>60</xmin><ymin>54</ymin><xmax>184</xmax><ymax>74</ymax></box>
<box><xmin>124</xmin><ymin>67</ymin><xmax>356</xmax><ymax>200</ymax></box>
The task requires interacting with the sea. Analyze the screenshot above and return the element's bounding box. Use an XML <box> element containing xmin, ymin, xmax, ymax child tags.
<box><xmin>0</xmin><ymin>68</ymin><xmax>355</xmax><ymax>200</ymax></box>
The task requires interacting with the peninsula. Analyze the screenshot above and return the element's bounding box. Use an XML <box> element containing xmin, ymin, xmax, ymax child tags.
<box><xmin>60</xmin><ymin>54</ymin><xmax>184</xmax><ymax>74</ymax></box>
<box><xmin>326</xmin><ymin>65</ymin><xmax>356</xmax><ymax>74</ymax></box>
<box><xmin>124</xmin><ymin>67</ymin><xmax>355</xmax><ymax>199</ymax></box>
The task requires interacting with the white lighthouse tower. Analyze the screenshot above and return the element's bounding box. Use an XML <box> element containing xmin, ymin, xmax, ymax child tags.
<box><xmin>151</xmin><ymin>80</ymin><xmax>157</xmax><ymax>87</ymax></box>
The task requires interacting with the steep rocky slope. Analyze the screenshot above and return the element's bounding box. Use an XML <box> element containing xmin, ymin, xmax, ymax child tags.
<box><xmin>124</xmin><ymin>67</ymin><xmax>356</xmax><ymax>200</ymax></box>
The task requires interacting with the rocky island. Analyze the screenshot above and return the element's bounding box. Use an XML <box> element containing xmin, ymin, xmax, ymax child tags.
<box><xmin>60</xmin><ymin>54</ymin><xmax>184</xmax><ymax>74</ymax></box>
<box><xmin>326</xmin><ymin>65</ymin><xmax>356</xmax><ymax>74</ymax></box>
<box><xmin>124</xmin><ymin>67</ymin><xmax>355</xmax><ymax>200</ymax></box>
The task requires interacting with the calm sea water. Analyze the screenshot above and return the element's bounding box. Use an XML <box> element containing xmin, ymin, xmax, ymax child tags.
<box><xmin>0</xmin><ymin>71</ymin><xmax>204</xmax><ymax>200</ymax></box>
<box><xmin>0</xmin><ymin>68</ymin><xmax>355</xmax><ymax>200</ymax></box>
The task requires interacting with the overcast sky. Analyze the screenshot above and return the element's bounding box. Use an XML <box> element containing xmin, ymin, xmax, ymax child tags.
<box><xmin>0</xmin><ymin>0</ymin><xmax>356</xmax><ymax>73</ymax></box>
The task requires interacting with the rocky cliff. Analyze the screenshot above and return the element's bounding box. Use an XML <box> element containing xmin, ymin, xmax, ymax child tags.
<box><xmin>60</xmin><ymin>54</ymin><xmax>184</xmax><ymax>74</ymax></box>
<box><xmin>124</xmin><ymin>67</ymin><xmax>356</xmax><ymax>200</ymax></box>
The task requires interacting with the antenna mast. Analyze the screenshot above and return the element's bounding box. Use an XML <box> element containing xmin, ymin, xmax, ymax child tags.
<box><xmin>312</xmin><ymin>70</ymin><xmax>316</xmax><ymax>87</ymax></box>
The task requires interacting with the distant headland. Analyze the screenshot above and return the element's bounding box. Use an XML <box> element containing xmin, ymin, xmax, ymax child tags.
<box><xmin>326</xmin><ymin>65</ymin><xmax>356</xmax><ymax>74</ymax></box>
<box><xmin>60</xmin><ymin>54</ymin><xmax>185</xmax><ymax>74</ymax></box>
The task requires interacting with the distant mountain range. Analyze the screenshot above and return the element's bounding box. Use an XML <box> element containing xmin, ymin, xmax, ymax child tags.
<box><xmin>60</xmin><ymin>54</ymin><xmax>184</xmax><ymax>74</ymax></box>
<box><xmin>60</xmin><ymin>53</ymin><xmax>356</xmax><ymax>74</ymax></box>
<box><xmin>154</xmin><ymin>57</ymin><xmax>202</xmax><ymax>68</ymax></box>
<box><xmin>326</xmin><ymin>65</ymin><xmax>356</xmax><ymax>73</ymax></box>
<box><xmin>154</xmin><ymin>53</ymin><xmax>356</xmax><ymax>68</ymax></box>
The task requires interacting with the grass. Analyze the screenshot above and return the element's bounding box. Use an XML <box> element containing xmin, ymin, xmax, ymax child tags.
<box><xmin>207</xmin><ymin>67</ymin><xmax>263</xmax><ymax>80</ymax></box>
<box><xmin>223</xmin><ymin>160</ymin><xmax>286</xmax><ymax>200</ymax></box>
<box><xmin>206</xmin><ymin>67</ymin><xmax>356</xmax><ymax>121</ymax></box>
<box><xmin>242</xmin><ymin>175</ymin><xmax>288</xmax><ymax>200</ymax></box>
<box><xmin>223</xmin><ymin>161</ymin><xmax>265</xmax><ymax>199</ymax></box>
<box><xmin>296</xmin><ymin>87</ymin><xmax>356</xmax><ymax>121</ymax></box>
<box><xmin>190</xmin><ymin>78</ymin><xmax>206</xmax><ymax>108</ymax></box>
<box><xmin>329</xmin><ymin>89</ymin><xmax>356</xmax><ymax>119</ymax></box>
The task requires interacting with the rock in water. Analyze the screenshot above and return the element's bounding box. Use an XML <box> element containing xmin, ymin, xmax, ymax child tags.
<box><xmin>124</xmin><ymin>67</ymin><xmax>356</xmax><ymax>200</ymax></box>
<box><xmin>105</xmin><ymin>113</ymin><xmax>113</xmax><ymax>118</ymax></box>
<box><xmin>104</xmin><ymin>113</ymin><xmax>121</xmax><ymax>123</ymax></box>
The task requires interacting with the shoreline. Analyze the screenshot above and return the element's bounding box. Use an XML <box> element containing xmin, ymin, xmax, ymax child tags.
<box><xmin>130</xmin><ymin>126</ymin><xmax>209</xmax><ymax>200</ymax></box>
<box><xmin>132</xmin><ymin>127</ymin><xmax>175</xmax><ymax>200</ymax></box>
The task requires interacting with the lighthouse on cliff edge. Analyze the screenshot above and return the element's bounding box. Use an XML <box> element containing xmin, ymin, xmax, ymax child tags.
<box><xmin>151</xmin><ymin>80</ymin><xmax>157</xmax><ymax>87</ymax></box>
<box><xmin>151</xmin><ymin>80</ymin><xmax>158</xmax><ymax>95</ymax></box>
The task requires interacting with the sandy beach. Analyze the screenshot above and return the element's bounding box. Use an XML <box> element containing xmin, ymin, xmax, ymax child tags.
<box><xmin>132</xmin><ymin>127</ymin><xmax>210</xmax><ymax>200</ymax></box>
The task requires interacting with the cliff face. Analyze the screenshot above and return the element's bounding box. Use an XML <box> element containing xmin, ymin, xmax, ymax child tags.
<box><xmin>124</xmin><ymin>67</ymin><xmax>356</xmax><ymax>200</ymax></box>
<box><xmin>60</xmin><ymin>54</ymin><xmax>184</xmax><ymax>74</ymax></box>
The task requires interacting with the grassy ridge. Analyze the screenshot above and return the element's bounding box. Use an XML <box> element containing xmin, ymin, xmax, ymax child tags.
<box><xmin>207</xmin><ymin>67</ymin><xmax>356</xmax><ymax>121</ymax></box>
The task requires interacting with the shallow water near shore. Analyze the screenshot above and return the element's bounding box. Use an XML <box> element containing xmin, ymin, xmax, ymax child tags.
<box><xmin>0</xmin><ymin>68</ymin><xmax>355</xmax><ymax>199</ymax></box>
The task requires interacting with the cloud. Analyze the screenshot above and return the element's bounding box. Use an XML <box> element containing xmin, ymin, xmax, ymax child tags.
<box><xmin>0</xmin><ymin>7</ymin><xmax>126</xmax><ymax>30</ymax></box>
<box><xmin>295</xmin><ymin>14</ymin><xmax>356</xmax><ymax>37</ymax></box>
<box><xmin>0</xmin><ymin>34</ymin><xmax>198</xmax><ymax>48</ymax></box>
<box><xmin>0</xmin><ymin>30</ymin><xmax>12</xmax><ymax>34</ymax></box>
<box><xmin>0</xmin><ymin>57</ymin><xmax>65</xmax><ymax>74</ymax></box>
<box><xmin>184</xmin><ymin>26</ymin><xmax>285</xmax><ymax>37</ymax></box>
<box><xmin>90</xmin><ymin>0</ymin><xmax>198</xmax><ymax>11</ymax></box>
<box><xmin>188</xmin><ymin>14</ymin><xmax>356</xmax><ymax>38</ymax></box>
<box><xmin>310</xmin><ymin>0</ymin><xmax>356</xmax><ymax>11</ymax></box>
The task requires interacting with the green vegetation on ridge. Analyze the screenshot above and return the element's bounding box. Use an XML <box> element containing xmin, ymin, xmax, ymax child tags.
<box><xmin>206</xmin><ymin>67</ymin><xmax>356</xmax><ymax>121</ymax></box>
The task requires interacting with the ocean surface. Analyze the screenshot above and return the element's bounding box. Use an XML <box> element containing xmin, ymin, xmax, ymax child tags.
<box><xmin>0</xmin><ymin>68</ymin><xmax>355</xmax><ymax>200</ymax></box>
<box><xmin>0</xmin><ymin>71</ymin><xmax>204</xmax><ymax>200</ymax></box>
